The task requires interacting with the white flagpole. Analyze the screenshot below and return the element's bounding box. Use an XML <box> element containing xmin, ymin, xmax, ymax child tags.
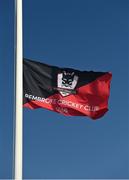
<box><xmin>14</xmin><ymin>0</ymin><xmax>23</xmax><ymax>179</ymax></box>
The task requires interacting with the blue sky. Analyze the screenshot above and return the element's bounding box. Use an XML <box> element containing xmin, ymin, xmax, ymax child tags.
<box><xmin>0</xmin><ymin>0</ymin><xmax>129</xmax><ymax>179</ymax></box>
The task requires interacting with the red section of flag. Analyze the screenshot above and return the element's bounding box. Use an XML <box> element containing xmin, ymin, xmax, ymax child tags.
<box><xmin>24</xmin><ymin>73</ymin><xmax>112</xmax><ymax>119</ymax></box>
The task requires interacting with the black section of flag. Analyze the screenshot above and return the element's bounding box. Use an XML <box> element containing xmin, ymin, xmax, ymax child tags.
<box><xmin>23</xmin><ymin>59</ymin><xmax>106</xmax><ymax>104</ymax></box>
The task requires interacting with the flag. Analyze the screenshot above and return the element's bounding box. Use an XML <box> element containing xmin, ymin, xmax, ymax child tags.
<box><xmin>23</xmin><ymin>59</ymin><xmax>112</xmax><ymax>119</ymax></box>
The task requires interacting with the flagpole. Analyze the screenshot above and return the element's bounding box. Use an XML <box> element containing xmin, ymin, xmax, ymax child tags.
<box><xmin>14</xmin><ymin>0</ymin><xmax>23</xmax><ymax>179</ymax></box>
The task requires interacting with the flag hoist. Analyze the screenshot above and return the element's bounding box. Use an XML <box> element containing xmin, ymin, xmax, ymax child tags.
<box><xmin>14</xmin><ymin>0</ymin><xmax>23</xmax><ymax>179</ymax></box>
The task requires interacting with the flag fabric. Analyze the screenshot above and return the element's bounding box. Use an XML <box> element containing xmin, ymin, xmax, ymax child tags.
<box><xmin>23</xmin><ymin>59</ymin><xmax>112</xmax><ymax>119</ymax></box>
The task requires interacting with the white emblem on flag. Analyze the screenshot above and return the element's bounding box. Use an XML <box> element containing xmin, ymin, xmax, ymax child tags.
<box><xmin>57</xmin><ymin>71</ymin><xmax>78</xmax><ymax>96</ymax></box>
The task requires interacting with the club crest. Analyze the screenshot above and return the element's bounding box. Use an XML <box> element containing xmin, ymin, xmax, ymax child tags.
<box><xmin>57</xmin><ymin>71</ymin><xmax>78</xmax><ymax>96</ymax></box>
